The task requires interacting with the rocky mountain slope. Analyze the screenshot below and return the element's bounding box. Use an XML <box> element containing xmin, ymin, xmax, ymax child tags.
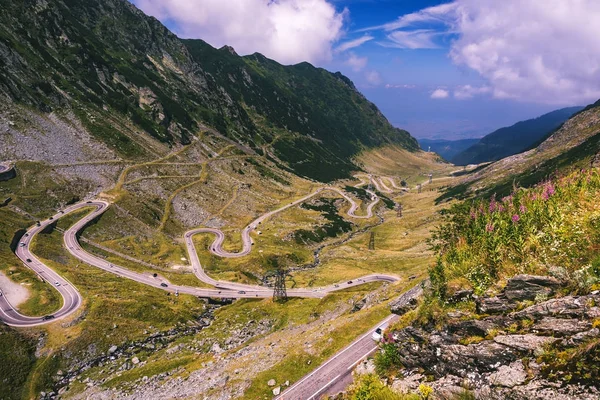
<box><xmin>452</xmin><ymin>107</ymin><xmax>582</xmax><ymax>166</ymax></box>
<box><xmin>0</xmin><ymin>0</ymin><xmax>418</xmax><ymax>182</ymax></box>
<box><xmin>365</xmin><ymin>275</ymin><xmax>600</xmax><ymax>400</ymax></box>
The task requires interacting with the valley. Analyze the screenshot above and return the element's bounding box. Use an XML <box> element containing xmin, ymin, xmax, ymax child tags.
<box><xmin>2</xmin><ymin>1</ymin><xmax>599</xmax><ymax>399</ymax></box>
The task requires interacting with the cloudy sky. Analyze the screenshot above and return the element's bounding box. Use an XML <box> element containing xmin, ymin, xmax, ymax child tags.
<box><xmin>131</xmin><ymin>0</ymin><xmax>600</xmax><ymax>140</ymax></box>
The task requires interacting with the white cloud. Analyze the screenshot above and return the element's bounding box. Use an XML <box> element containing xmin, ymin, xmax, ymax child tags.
<box><xmin>365</xmin><ymin>70</ymin><xmax>382</xmax><ymax>86</ymax></box>
<box><xmin>431</xmin><ymin>89</ymin><xmax>449</xmax><ymax>99</ymax></box>
<box><xmin>448</xmin><ymin>0</ymin><xmax>600</xmax><ymax>104</ymax></box>
<box><xmin>382</xmin><ymin>29</ymin><xmax>441</xmax><ymax>49</ymax></box>
<box><xmin>335</xmin><ymin>35</ymin><xmax>374</xmax><ymax>53</ymax></box>
<box><xmin>454</xmin><ymin>85</ymin><xmax>491</xmax><ymax>100</ymax></box>
<box><xmin>133</xmin><ymin>0</ymin><xmax>347</xmax><ymax>65</ymax></box>
<box><xmin>359</xmin><ymin>3</ymin><xmax>457</xmax><ymax>32</ymax></box>
<box><xmin>385</xmin><ymin>84</ymin><xmax>416</xmax><ymax>89</ymax></box>
<box><xmin>345</xmin><ymin>52</ymin><xmax>368</xmax><ymax>72</ymax></box>
<box><xmin>365</xmin><ymin>0</ymin><xmax>600</xmax><ymax>104</ymax></box>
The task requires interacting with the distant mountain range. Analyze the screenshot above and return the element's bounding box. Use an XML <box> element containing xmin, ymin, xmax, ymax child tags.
<box><xmin>451</xmin><ymin>107</ymin><xmax>583</xmax><ymax>166</ymax></box>
<box><xmin>418</xmin><ymin>138</ymin><xmax>480</xmax><ymax>161</ymax></box>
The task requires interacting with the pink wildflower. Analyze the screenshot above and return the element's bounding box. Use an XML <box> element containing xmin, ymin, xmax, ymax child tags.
<box><xmin>486</xmin><ymin>223</ymin><xmax>495</xmax><ymax>232</ymax></box>
<box><xmin>512</xmin><ymin>214</ymin><xmax>520</xmax><ymax>223</ymax></box>
<box><xmin>519</xmin><ymin>205</ymin><xmax>527</xmax><ymax>213</ymax></box>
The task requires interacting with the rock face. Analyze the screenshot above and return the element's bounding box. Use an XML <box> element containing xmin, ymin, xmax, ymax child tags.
<box><xmin>385</xmin><ymin>280</ymin><xmax>600</xmax><ymax>400</ymax></box>
<box><xmin>476</xmin><ymin>274</ymin><xmax>565</xmax><ymax>314</ymax></box>
<box><xmin>503</xmin><ymin>274</ymin><xmax>561</xmax><ymax>301</ymax></box>
<box><xmin>389</xmin><ymin>282</ymin><xmax>424</xmax><ymax>315</ymax></box>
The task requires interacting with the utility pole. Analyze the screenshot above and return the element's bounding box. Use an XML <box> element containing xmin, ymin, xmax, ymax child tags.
<box><xmin>396</xmin><ymin>203</ymin><xmax>403</xmax><ymax>218</ymax></box>
<box><xmin>273</xmin><ymin>269</ymin><xmax>288</xmax><ymax>301</ymax></box>
<box><xmin>368</xmin><ymin>232</ymin><xmax>375</xmax><ymax>250</ymax></box>
<box><xmin>429</xmin><ymin>173</ymin><xmax>433</xmax><ymax>184</ymax></box>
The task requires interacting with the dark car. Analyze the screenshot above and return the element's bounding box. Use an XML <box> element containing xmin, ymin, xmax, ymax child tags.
<box><xmin>42</xmin><ymin>315</ymin><xmax>55</xmax><ymax>320</ymax></box>
<box><xmin>238</xmin><ymin>291</ymin><xmax>246</xmax><ymax>294</ymax></box>
<box><xmin>347</xmin><ymin>280</ymin><xmax>353</xmax><ymax>284</ymax></box>
<box><xmin>86</xmin><ymin>201</ymin><xmax>92</xmax><ymax>204</ymax></box>
<box><xmin>26</xmin><ymin>258</ymin><xmax>32</xmax><ymax>263</ymax></box>
<box><xmin>160</xmin><ymin>283</ymin><xmax>168</xmax><ymax>287</ymax></box>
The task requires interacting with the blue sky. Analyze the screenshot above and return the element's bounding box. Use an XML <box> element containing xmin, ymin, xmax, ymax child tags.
<box><xmin>133</xmin><ymin>0</ymin><xmax>600</xmax><ymax>140</ymax></box>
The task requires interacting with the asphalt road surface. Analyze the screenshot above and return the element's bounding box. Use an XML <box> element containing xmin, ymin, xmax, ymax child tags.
<box><xmin>276</xmin><ymin>314</ymin><xmax>398</xmax><ymax>400</ymax></box>
<box><xmin>1</xmin><ymin>180</ymin><xmax>402</xmax><ymax>327</ymax></box>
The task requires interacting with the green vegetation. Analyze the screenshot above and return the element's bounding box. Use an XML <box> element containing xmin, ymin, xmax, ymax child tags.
<box><xmin>540</xmin><ymin>339</ymin><xmax>600</xmax><ymax>384</ymax></box>
<box><xmin>294</xmin><ymin>199</ymin><xmax>354</xmax><ymax>244</ymax></box>
<box><xmin>0</xmin><ymin>207</ymin><xmax>62</xmax><ymax>316</ymax></box>
<box><xmin>452</xmin><ymin>107</ymin><xmax>582</xmax><ymax>166</ymax></box>
<box><xmin>430</xmin><ymin>169</ymin><xmax>600</xmax><ymax>298</ymax></box>
<box><xmin>374</xmin><ymin>343</ymin><xmax>402</xmax><ymax>376</ymax></box>
<box><xmin>0</xmin><ymin>0</ymin><xmax>420</xmax><ymax>182</ymax></box>
<box><xmin>0</xmin><ymin>325</ymin><xmax>37</xmax><ymax>400</ymax></box>
<box><xmin>342</xmin><ymin>374</ymin><xmax>419</xmax><ymax>400</ymax></box>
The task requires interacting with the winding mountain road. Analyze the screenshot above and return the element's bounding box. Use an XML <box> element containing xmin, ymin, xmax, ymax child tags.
<box><xmin>1</xmin><ymin>182</ymin><xmax>400</xmax><ymax>327</ymax></box>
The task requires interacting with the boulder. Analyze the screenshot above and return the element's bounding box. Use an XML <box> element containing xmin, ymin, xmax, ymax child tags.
<box><xmin>503</xmin><ymin>275</ymin><xmax>561</xmax><ymax>301</ymax></box>
<box><xmin>532</xmin><ymin>317</ymin><xmax>591</xmax><ymax>336</ymax></box>
<box><xmin>562</xmin><ymin>328</ymin><xmax>600</xmax><ymax>346</ymax></box>
<box><xmin>440</xmin><ymin>341</ymin><xmax>518</xmax><ymax>375</ymax></box>
<box><xmin>108</xmin><ymin>345</ymin><xmax>118</xmax><ymax>354</ymax></box>
<box><xmin>272</xmin><ymin>386</ymin><xmax>281</xmax><ymax>396</ymax></box>
<box><xmin>493</xmin><ymin>334</ymin><xmax>558</xmax><ymax>354</ymax></box>
<box><xmin>447</xmin><ymin>319</ymin><xmax>496</xmax><ymax>337</ymax></box>
<box><xmin>267</xmin><ymin>379</ymin><xmax>276</xmax><ymax>387</ymax></box>
<box><xmin>390</xmin><ymin>284</ymin><xmax>423</xmax><ymax>315</ymax></box>
<box><xmin>477</xmin><ymin>296</ymin><xmax>515</xmax><ymax>314</ymax></box>
<box><xmin>449</xmin><ymin>289</ymin><xmax>474</xmax><ymax>303</ymax></box>
<box><xmin>487</xmin><ymin>361</ymin><xmax>528</xmax><ymax>387</ymax></box>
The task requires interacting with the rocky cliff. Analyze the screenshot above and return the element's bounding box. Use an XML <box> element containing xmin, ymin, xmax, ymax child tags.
<box><xmin>373</xmin><ymin>275</ymin><xmax>600</xmax><ymax>400</ymax></box>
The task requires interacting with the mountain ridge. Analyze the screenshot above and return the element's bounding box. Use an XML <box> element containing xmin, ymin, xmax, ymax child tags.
<box><xmin>452</xmin><ymin>106</ymin><xmax>583</xmax><ymax>166</ymax></box>
<box><xmin>0</xmin><ymin>0</ymin><xmax>419</xmax><ymax>181</ymax></box>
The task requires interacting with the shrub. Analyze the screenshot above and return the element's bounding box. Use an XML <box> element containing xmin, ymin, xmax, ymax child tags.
<box><xmin>429</xmin><ymin>169</ymin><xmax>600</xmax><ymax>298</ymax></box>
<box><xmin>374</xmin><ymin>343</ymin><xmax>402</xmax><ymax>376</ymax></box>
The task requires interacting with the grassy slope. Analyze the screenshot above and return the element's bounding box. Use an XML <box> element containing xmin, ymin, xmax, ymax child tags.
<box><xmin>438</xmin><ymin>103</ymin><xmax>600</xmax><ymax>202</ymax></box>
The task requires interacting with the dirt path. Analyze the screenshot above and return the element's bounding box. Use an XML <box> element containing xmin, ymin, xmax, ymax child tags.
<box><xmin>0</xmin><ymin>271</ymin><xmax>30</xmax><ymax>307</ymax></box>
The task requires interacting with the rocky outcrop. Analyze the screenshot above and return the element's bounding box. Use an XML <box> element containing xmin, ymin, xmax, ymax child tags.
<box><xmin>0</xmin><ymin>163</ymin><xmax>16</xmax><ymax>181</ymax></box>
<box><xmin>476</xmin><ymin>274</ymin><xmax>565</xmax><ymax>314</ymax></box>
<box><xmin>389</xmin><ymin>282</ymin><xmax>425</xmax><ymax>315</ymax></box>
<box><xmin>383</xmin><ymin>278</ymin><xmax>600</xmax><ymax>400</ymax></box>
<box><xmin>503</xmin><ymin>274</ymin><xmax>561</xmax><ymax>301</ymax></box>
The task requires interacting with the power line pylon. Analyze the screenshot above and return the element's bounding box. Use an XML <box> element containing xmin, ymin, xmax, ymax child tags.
<box><xmin>368</xmin><ymin>232</ymin><xmax>375</xmax><ymax>250</ymax></box>
<box><xmin>270</xmin><ymin>269</ymin><xmax>288</xmax><ymax>302</ymax></box>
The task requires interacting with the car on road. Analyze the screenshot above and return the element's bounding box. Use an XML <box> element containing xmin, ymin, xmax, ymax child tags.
<box><xmin>160</xmin><ymin>283</ymin><xmax>168</xmax><ymax>287</ymax></box>
<box><xmin>372</xmin><ymin>328</ymin><xmax>383</xmax><ymax>342</ymax></box>
<box><xmin>42</xmin><ymin>315</ymin><xmax>55</xmax><ymax>320</ymax></box>
<box><xmin>86</xmin><ymin>201</ymin><xmax>92</xmax><ymax>204</ymax></box>
<box><xmin>55</xmin><ymin>281</ymin><xmax>60</xmax><ymax>286</ymax></box>
<box><xmin>24</xmin><ymin>233</ymin><xmax>29</xmax><ymax>237</ymax></box>
<box><xmin>19</xmin><ymin>242</ymin><xmax>25</xmax><ymax>247</ymax></box>
<box><xmin>26</xmin><ymin>258</ymin><xmax>32</xmax><ymax>263</ymax></box>
<box><xmin>238</xmin><ymin>291</ymin><xmax>246</xmax><ymax>294</ymax></box>
<box><xmin>347</xmin><ymin>280</ymin><xmax>353</xmax><ymax>284</ymax></box>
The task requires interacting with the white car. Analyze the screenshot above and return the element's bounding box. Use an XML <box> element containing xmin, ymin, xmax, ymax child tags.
<box><xmin>372</xmin><ymin>328</ymin><xmax>383</xmax><ymax>342</ymax></box>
